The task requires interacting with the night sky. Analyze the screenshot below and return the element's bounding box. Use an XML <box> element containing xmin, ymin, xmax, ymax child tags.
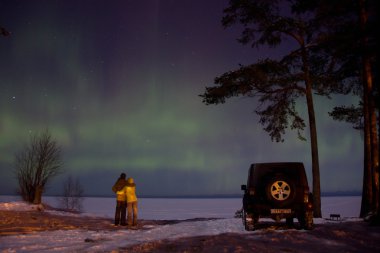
<box><xmin>0</xmin><ymin>0</ymin><xmax>362</xmax><ymax>197</ymax></box>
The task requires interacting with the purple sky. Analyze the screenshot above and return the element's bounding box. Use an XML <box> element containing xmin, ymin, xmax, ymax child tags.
<box><xmin>0</xmin><ymin>0</ymin><xmax>362</xmax><ymax>196</ymax></box>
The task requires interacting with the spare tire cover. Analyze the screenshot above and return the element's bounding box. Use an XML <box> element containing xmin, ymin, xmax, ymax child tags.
<box><xmin>265</xmin><ymin>175</ymin><xmax>296</xmax><ymax>207</ymax></box>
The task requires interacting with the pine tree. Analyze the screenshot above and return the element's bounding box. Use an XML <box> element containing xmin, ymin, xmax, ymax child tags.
<box><xmin>200</xmin><ymin>0</ymin><xmax>365</xmax><ymax>217</ymax></box>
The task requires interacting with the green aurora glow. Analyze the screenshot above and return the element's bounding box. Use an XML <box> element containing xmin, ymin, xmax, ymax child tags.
<box><xmin>0</xmin><ymin>0</ymin><xmax>363</xmax><ymax>196</ymax></box>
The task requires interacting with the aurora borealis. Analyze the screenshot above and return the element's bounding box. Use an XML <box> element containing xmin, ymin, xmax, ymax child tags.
<box><xmin>0</xmin><ymin>0</ymin><xmax>362</xmax><ymax>197</ymax></box>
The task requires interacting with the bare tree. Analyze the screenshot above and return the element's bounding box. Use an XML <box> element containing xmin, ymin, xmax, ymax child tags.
<box><xmin>14</xmin><ymin>130</ymin><xmax>62</xmax><ymax>204</ymax></box>
<box><xmin>59</xmin><ymin>176</ymin><xmax>84</xmax><ymax>212</ymax></box>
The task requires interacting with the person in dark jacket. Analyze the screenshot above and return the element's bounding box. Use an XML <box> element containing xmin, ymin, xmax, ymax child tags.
<box><xmin>112</xmin><ymin>173</ymin><xmax>127</xmax><ymax>226</ymax></box>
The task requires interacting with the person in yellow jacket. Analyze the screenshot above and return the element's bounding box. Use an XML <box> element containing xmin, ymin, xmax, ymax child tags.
<box><xmin>112</xmin><ymin>173</ymin><xmax>127</xmax><ymax>226</ymax></box>
<box><xmin>125</xmin><ymin>177</ymin><xmax>138</xmax><ymax>227</ymax></box>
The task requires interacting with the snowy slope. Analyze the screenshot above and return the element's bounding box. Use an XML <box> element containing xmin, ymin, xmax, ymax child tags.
<box><xmin>0</xmin><ymin>196</ymin><xmax>363</xmax><ymax>252</ymax></box>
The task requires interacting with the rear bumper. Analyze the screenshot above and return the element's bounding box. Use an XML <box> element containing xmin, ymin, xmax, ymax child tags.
<box><xmin>244</xmin><ymin>202</ymin><xmax>312</xmax><ymax>218</ymax></box>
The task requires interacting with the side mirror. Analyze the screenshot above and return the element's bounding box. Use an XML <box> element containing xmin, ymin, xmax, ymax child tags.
<box><xmin>241</xmin><ymin>185</ymin><xmax>247</xmax><ymax>191</ymax></box>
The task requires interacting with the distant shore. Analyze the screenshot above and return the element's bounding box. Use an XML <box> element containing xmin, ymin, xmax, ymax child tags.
<box><xmin>0</xmin><ymin>191</ymin><xmax>362</xmax><ymax>199</ymax></box>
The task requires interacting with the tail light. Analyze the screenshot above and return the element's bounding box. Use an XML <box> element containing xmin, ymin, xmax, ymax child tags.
<box><xmin>303</xmin><ymin>188</ymin><xmax>309</xmax><ymax>203</ymax></box>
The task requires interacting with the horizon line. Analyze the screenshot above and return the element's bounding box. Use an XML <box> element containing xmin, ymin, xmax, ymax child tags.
<box><xmin>1</xmin><ymin>191</ymin><xmax>362</xmax><ymax>199</ymax></box>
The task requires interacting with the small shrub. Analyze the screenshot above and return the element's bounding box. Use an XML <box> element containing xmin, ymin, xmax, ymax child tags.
<box><xmin>59</xmin><ymin>176</ymin><xmax>84</xmax><ymax>212</ymax></box>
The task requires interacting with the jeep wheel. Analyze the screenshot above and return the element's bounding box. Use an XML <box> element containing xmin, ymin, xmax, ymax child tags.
<box><xmin>298</xmin><ymin>211</ymin><xmax>313</xmax><ymax>230</ymax></box>
<box><xmin>242</xmin><ymin>210</ymin><xmax>256</xmax><ymax>231</ymax></box>
<box><xmin>266</xmin><ymin>176</ymin><xmax>295</xmax><ymax>206</ymax></box>
<box><xmin>304</xmin><ymin>210</ymin><xmax>314</xmax><ymax>230</ymax></box>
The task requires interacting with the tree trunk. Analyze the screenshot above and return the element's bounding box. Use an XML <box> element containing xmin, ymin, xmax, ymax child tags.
<box><xmin>33</xmin><ymin>185</ymin><xmax>43</xmax><ymax>204</ymax></box>
<box><xmin>301</xmin><ymin>44</ymin><xmax>322</xmax><ymax>218</ymax></box>
<box><xmin>358</xmin><ymin>0</ymin><xmax>379</xmax><ymax>217</ymax></box>
<box><xmin>360</xmin><ymin>83</ymin><xmax>373</xmax><ymax>217</ymax></box>
<box><xmin>366</xmin><ymin>60</ymin><xmax>379</xmax><ymax>215</ymax></box>
<box><xmin>305</xmin><ymin>83</ymin><xmax>322</xmax><ymax>218</ymax></box>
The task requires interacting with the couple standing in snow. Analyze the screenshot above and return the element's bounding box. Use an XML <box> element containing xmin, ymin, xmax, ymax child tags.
<box><xmin>112</xmin><ymin>173</ymin><xmax>138</xmax><ymax>227</ymax></box>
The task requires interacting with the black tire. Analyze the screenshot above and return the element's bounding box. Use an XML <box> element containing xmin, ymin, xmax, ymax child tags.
<box><xmin>265</xmin><ymin>175</ymin><xmax>296</xmax><ymax>207</ymax></box>
<box><xmin>304</xmin><ymin>210</ymin><xmax>314</xmax><ymax>230</ymax></box>
<box><xmin>242</xmin><ymin>210</ymin><xmax>256</xmax><ymax>231</ymax></box>
<box><xmin>298</xmin><ymin>211</ymin><xmax>313</xmax><ymax>230</ymax></box>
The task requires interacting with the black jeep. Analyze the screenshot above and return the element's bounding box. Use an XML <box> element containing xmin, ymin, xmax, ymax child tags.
<box><xmin>241</xmin><ymin>162</ymin><xmax>313</xmax><ymax>230</ymax></box>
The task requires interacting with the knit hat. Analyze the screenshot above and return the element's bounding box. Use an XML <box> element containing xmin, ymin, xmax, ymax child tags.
<box><xmin>120</xmin><ymin>173</ymin><xmax>126</xmax><ymax>179</ymax></box>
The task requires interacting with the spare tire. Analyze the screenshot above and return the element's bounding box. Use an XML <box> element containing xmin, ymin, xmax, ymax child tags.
<box><xmin>265</xmin><ymin>175</ymin><xmax>296</xmax><ymax>207</ymax></box>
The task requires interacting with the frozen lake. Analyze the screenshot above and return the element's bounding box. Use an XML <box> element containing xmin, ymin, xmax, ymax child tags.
<box><xmin>0</xmin><ymin>195</ymin><xmax>361</xmax><ymax>219</ymax></box>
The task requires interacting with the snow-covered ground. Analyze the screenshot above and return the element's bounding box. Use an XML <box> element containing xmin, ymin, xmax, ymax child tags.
<box><xmin>0</xmin><ymin>195</ymin><xmax>363</xmax><ymax>252</ymax></box>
